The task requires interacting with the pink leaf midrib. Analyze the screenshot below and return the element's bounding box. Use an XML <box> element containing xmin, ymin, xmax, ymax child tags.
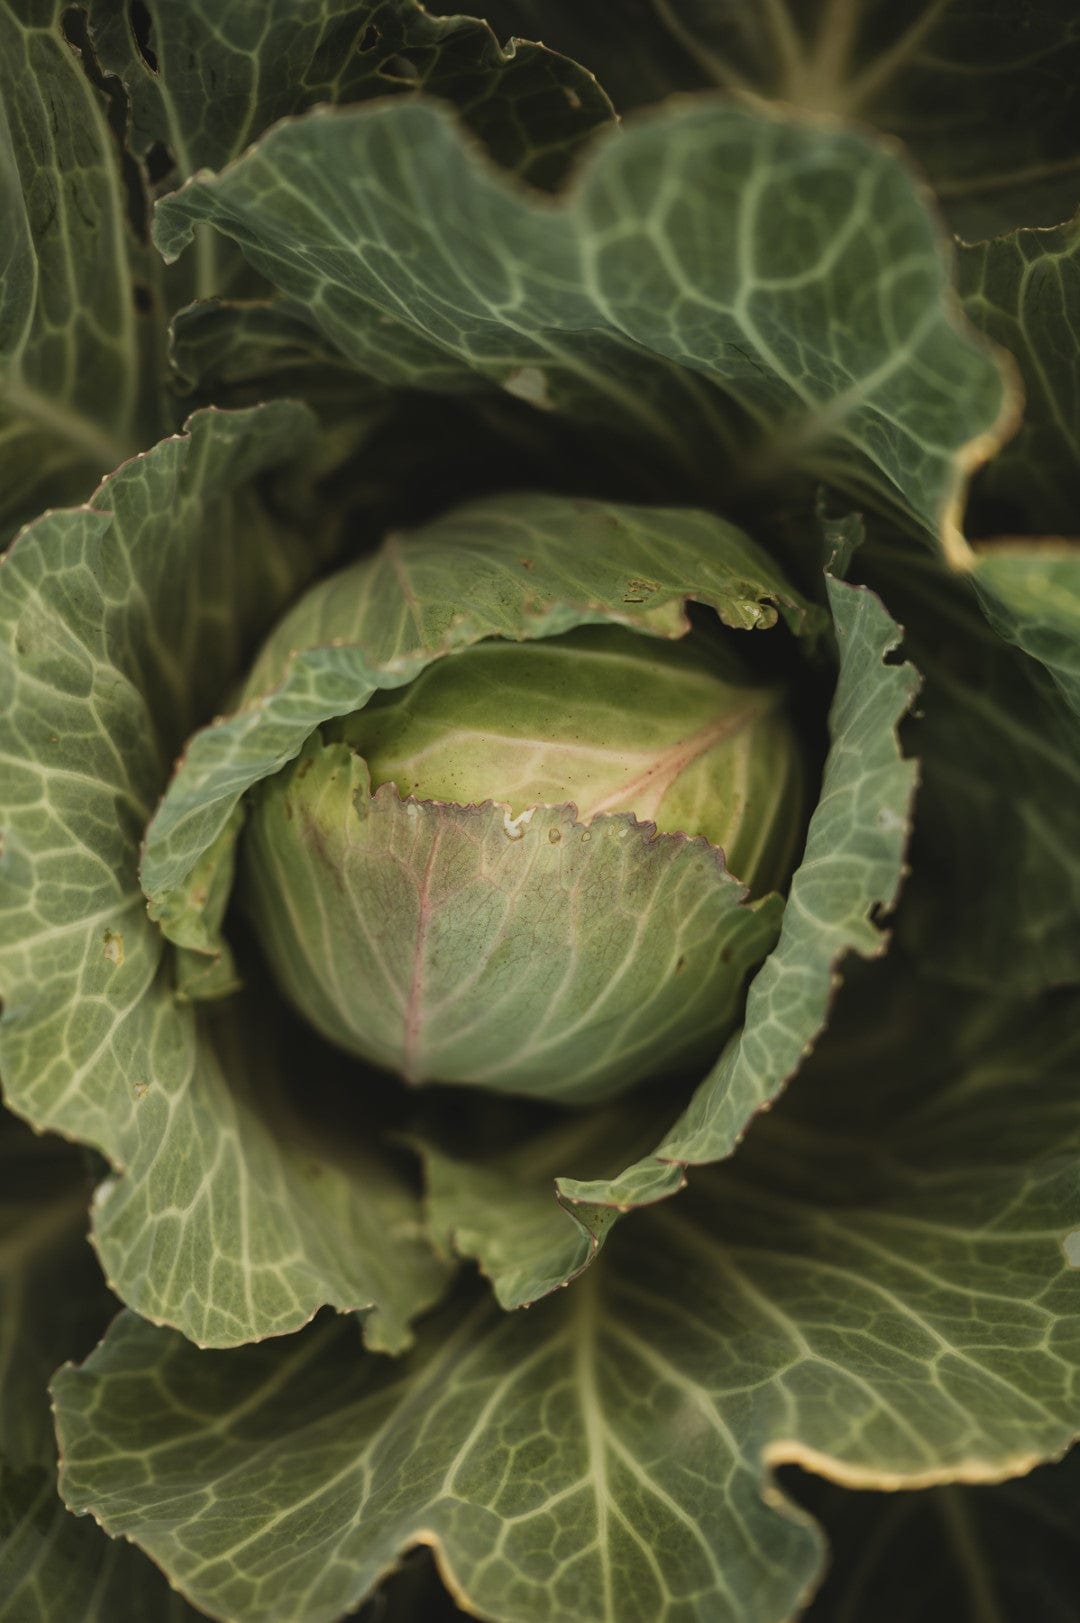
<box><xmin>402</xmin><ymin>826</ymin><xmax>442</xmax><ymax>1083</ymax></box>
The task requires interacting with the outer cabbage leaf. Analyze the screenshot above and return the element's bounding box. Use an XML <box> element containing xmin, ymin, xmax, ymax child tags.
<box><xmin>0</xmin><ymin>0</ymin><xmax>612</xmax><ymax>536</ymax></box>
<box><xmin>641</xmin><ymin>578</ymin><xmax>917</xmax><ymax>1167</ymax></box>
<box><xmin>961</xmin><ymin>212</ymin><xmax>1080</xmax><ymax>539</ymax></box>
<box><xmin>0</xmin><ymin>1119</ymin><xmax>109</xmax><ymax>1470</ymax></box>
<box><xmin>85</xmin><ymin>0</ymin><xmax>613</xmax><ymax>422</ymax></box>
<box><xmin>860</xmin><ymin>534</ymin><xmax>1080</xmax><ymax>992</ymax></box>
<box><xmin>152</xmin><ymin>99</ymin><xmax>1012</xmax><ymax>552</ymax></box>
<box><xmin>0</xmin><ymin>405</ymin><xmax>446</xmax><ymax>1348</ymax></box>
<box><xmin>89</xmin><ymin>0</ymin><xmax>613</xmax><ymax>206</ymax></box>
<box><xmin>1</xmin><ymin>1467</ymin><xmax>205</xmax><ymax>1623</ymax></box>
<box><xmin>463</xmin><ymin>0</ymin><xmax>1080</xmax><ymax>239</ymax></box>
<box><xmin>0</xmin><ymin>1</ymin><xmax>154</xmax><ymax>542</ymax></box>
<box><xmin>968</xmin><ymin>548</ymin><xmax>1080</xmax><ymax>722</ymax></box>
<box><xmin>416</xmin><ymin>1100</ymin><xmax>674</xmax><ymax>1310</ymax></box>
<box><xmin>0</xmin><ymin>1108</ymin><xmax>203</xmax><ymax>1621</ymax></box>
<box><xmin>52</xmin><ymin>979</ymin><xmax>1080</xmax><ymax>1623</ymax></box>
<box><xmin>958</xmin><ymin>213</ymin><xmax>1080</xmax><ymax>717</ymax></box>
<box><xmin>168</xmin><ymin>300</ymin><xmax>367</xmax><ymax>407</ymax></box>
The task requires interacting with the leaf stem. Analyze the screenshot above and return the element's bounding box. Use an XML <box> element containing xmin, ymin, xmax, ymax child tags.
<box><xmin>758</xmin><ymin>0</ymin><xmax>806</xmax><ymax>85</ymax></box>
<box><xmin>193</xmin><ymin>221</ymin><xmax>220</xmax><ymax>303</ymax></box>
<box><xmin>574</xmin><ymin>1270</ymin><xmax>614</xmax><ymax>1620</ymax></box>
<box><xmin>934</xmin><ymin>151</ymin><xmax>1080</xmax><ymax>200</ymax></box>
<box><xmin>843</xmin><ymin>0</ymin><xmax>951</xmax><ymax>111</ymax></box>
<box><xmin>808</xmin><ymin>0</ymin><xmax>861</xmax><ymax>103</ymax></box>
<box><xmin>0</xmin><ymin>1189</ymin><xmax>87</xmax><ymax>1272</ymax></box>
<box><xmin>650</xmin><ymin>0</ymin><xmax>771</xmax><ymax>106</ymax></box>
<box><xmin>934</xmin><ymin>1486</ymin><xmax>1009</xmax><ymax>1623</ymax></box>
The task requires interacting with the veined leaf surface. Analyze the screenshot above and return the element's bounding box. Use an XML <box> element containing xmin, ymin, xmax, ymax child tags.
<box><xmin>0</xmin><ymin>1108</ymin><xmax>204</xmax><ymax>1621</ymax></box>
<box><xmin>153</xmin><ymin>98</ymin><xmax>1012</xmax><ymax>549</ymax></box>
<box><xmin>958</xmin><ymin>214</ymin><xmax>1080</xmax><ymax>717</ymax></box>
<box><xmin>0</xmin><ymin>406</ymin><xmax>446</xmax><ymax>1348</ymax></box>
<box><xmin>54</xmin><ymin>986</ymin><xmax>1080</xmax><ymax>1623</ymax></box>
<box><xmin>0</xmin><ymin>1</ymin><xmax>151</xmax><ymax>541</ymax></box>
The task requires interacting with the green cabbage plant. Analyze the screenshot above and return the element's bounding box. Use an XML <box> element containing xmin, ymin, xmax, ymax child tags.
<box><xmin>1</xmin><ymin>3</ymin><xmax>1079</xmax><ymax>1621</ymax></box>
